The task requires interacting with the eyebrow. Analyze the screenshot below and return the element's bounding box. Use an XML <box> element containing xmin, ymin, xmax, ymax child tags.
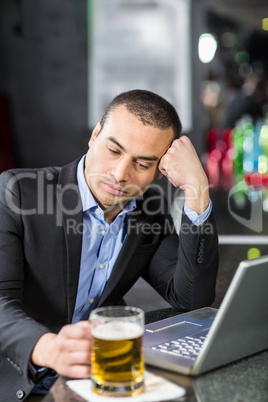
<box><xmin>107</xmin><ymin>136</ymin><xmax>159</xmax><ymax>162</ymax></box>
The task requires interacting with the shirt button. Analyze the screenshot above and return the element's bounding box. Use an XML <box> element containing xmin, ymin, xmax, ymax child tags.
<box><xmin>96</xmin><ymin>209</ymin><xmax>101</xmax><ymax>214</ymax></box>
<box><xmin>99</xmin><ymin>264</ymin><xmax>104</xmax><ymax>269</ymax></box>
<box><xmin>89</xmin><ymin>298</ymin><xmax>95</xmax><ymax>304</ymax></box>
<box><xmin>101</xmin><ymin>230</ymin><xmax>106</xmax><ymax>236</ymax></box>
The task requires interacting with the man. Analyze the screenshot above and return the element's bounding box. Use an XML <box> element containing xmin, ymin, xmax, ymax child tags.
<box><xmin>0</xmin><ymin>90</ymin><xmax>218</xmax><ymax>400</ymax></box>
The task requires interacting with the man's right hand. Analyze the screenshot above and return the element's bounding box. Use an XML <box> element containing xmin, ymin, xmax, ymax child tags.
<box><xmin>31</xmin><ymin>321</ymin><xmax>92</xmax><ymax>378</ymax></box>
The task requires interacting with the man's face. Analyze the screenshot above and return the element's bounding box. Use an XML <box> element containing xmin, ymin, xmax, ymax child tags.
<box><xmin>84</xmin><ymin>105</ymin><xmax>174</xmax><ymax>212</ymax></box>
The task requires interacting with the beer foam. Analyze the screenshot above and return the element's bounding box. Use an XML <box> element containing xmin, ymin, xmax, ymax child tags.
<box><xmin>92</xmin><ymin>321</ymin><xmax>143</xmax><ymax>340</ymax></box>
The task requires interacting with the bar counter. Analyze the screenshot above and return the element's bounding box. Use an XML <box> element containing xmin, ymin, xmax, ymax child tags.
<box><xmin>42</xmin><ymin>351</ymin><xmax>268</xmax><ymax>402</ymax></box>
<box><xmin>42</xmin><ymin>308</ymin><xmax>268</xmax><ymax>402</ymax></box>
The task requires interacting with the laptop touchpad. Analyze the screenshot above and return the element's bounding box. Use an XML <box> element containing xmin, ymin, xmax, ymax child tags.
<box><xmin>146</xmin><ymin>320</ymin><xmax>202</xmax><ymax>333</ymax></box>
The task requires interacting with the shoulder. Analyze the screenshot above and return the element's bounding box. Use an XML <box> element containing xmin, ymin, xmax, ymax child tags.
<box><xmin>0</xmin><ymin>157</ymin><xmax>81</xmax><ymax>188</ymax></box>
<box><xmin>0</xmin><ymin>168</ymin><xmax>61</xmax><ymax>198</ymax></box>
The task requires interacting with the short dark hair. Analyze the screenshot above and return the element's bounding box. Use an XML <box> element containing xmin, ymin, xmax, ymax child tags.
<box><xmin>99</xmin><ymin>89</ymin><xmax>182</xmax><ymax>140</ymax></box>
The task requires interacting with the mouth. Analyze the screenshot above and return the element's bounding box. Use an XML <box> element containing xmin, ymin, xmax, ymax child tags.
<box><xmin>102</xmin><ymin>182</ymin><xmax>128</xmax><ymax>196</ymax></box>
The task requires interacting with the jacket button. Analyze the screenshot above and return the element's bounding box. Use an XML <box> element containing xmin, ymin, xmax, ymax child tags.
<box><xmin>16</xmin><ymin>389</ymin><xmax>25</xmax><ymax>400</ymax></box>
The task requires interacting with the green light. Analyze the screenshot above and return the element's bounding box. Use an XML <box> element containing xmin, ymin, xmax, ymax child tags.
<box><xmin>235</xmin><ymin>51</ymin><xmax>250</xmax><ymax>64</ymax></box>
<box><xmin>258</xmin><ymin>155</ymin><xmax>268</xmax><ymax>174</ymax></box>
<box><xmin>247</xmin><ymin>248</ymin><xmax>261</xmax><ymax>260</ymax></box>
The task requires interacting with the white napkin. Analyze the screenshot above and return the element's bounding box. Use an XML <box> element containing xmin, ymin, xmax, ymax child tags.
<box><xmin>66</xmin><ymin>371</ymin><xmax>185</xmax><ymax>402</ymax></box>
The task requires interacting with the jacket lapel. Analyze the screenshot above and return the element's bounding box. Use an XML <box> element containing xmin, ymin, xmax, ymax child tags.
<box><xmin>56</xmin><ymin>159</ymin><xmax>83</xmax><ymax>322</ymax></box>
<box><xmin>56</xmin><ymin>163</ymin><xmax>147</xmax><ymax>318</ymax></box>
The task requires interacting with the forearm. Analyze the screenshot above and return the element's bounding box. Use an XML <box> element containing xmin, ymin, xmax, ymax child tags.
<box><xmin>145</xmin><ymin>211</ymin><xmax>219</xmax><ymax>311</ymax></box>
<box><xmin>174</xmin><ymin>212</ymin><xmax>219</xmax><ymax>309</ymax></box>
<box><xmin>0</xmin><ymin>298</ymin><xmax>51</xmax><ymax>388</ymax></box>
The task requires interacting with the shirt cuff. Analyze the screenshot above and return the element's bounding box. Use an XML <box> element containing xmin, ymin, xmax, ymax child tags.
<box><xmin>184</xmin><ymin>200</ymin><xmax>212</xmax><ymax>226</ymax></box>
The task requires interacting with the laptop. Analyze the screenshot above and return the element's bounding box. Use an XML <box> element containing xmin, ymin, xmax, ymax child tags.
<box><xmin>144</xmin><ymin>255</ymin><xmax>268</xmax><ymax>376</ymax></box>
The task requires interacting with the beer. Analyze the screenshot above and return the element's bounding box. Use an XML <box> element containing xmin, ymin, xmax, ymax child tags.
<box><xmin>90</xmin><ymin>307</ymin><xmax>144</xmax><ymax>396</ymax></box>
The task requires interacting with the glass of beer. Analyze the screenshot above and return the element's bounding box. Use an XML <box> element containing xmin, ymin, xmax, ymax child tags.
<box><xmin>90</xmin><ymin>306</ymin><xmax>145</xmax><ymax>397</ymax></box>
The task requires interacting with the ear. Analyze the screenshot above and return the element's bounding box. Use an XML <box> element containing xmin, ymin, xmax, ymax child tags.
<box><xmin>88</xmin><ymin>122</ymin><xmax>101</xmax><ymax>147</ymax></box>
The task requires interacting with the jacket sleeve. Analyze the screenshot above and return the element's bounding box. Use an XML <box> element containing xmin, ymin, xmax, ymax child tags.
<box><xmin>142</xmin><ymin>209</ymin><xmax>219</xmax><ymax>311</ymax></box>
<box><xmin>0</xmin><ymin>171</ymin><xmax>51</xmax><ymax>384</ymax></box>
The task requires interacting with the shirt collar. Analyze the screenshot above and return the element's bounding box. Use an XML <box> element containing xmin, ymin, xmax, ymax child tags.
<box><xmin>77</xmin><ymin>155</ymin><xmax>136</xmax><ymax>214</ymax></box>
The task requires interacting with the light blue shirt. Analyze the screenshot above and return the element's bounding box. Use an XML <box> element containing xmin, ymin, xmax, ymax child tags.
<box><xmin>72</xmin><ymin>156</ymin><xmax>212</xmax><ymax>323</ymax></box>
<box><xmin>72</xmin><ymin>157</ymin><xmax>136</xmax><ymax>323</ymax></box>
<box><xmin>184</xmin><ymin>201</ymin><xmax>212</xmax><ymax>225</ymax></box>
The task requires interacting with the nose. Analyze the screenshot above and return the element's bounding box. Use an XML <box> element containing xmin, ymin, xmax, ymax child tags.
<box><xmin>110</xmin><ymin>158</ymin><xmax>131</xmax><ymax>183</ymax></box>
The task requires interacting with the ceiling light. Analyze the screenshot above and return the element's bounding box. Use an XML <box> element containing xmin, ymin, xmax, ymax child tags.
<box><xmin>198</xmin><ymin>33</ymin><xmax>218</xmax><ymax>64</ymax></box>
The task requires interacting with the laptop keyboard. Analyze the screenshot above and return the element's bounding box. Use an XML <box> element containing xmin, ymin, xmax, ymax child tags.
<box><xmin>151</xmin><ymin>335</ymin><xmax>207</xmax><ymax>361</ymax></box>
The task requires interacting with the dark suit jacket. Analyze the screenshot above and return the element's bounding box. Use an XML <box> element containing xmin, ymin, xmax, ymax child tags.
<box><xmin>0</xmin><ymin>159</ymin><xmax>218</xmax><ymax>401</ymax></box>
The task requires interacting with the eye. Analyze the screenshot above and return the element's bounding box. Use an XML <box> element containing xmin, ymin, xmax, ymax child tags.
<box><xmin>108</xmin><ymin>147</ymin><xmax>120</xmax><ymax>155</ymax></box>
<box><xmin>136</xmin><ymin>161</ymin><xmax>149</xmax><ymax>170</ymax></box>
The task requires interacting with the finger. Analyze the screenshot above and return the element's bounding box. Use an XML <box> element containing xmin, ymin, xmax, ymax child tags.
<box><xmin>74</xmin><ymin>320</ymin><xmax>92</xmax><ymax>329</ymax></box>
<box><xmin>164</xmin><ymin>174</ymin><xmax>179</xmax><ymax>187</ymax></box>
<box><xmin>56</xmin><ymin>338</ymin><xmax>92</xmax><ymax>354</ymax></box>
<box><xmin>55</xmin><ymin>350</ymin><xmax>92</xmax><ymax>377</ymax></box>
<box><xmin>65</xmin><ymin>364</ymin><xmax>92</xmax><ymax>379</ymax></box>
<box><xmin>58</xmin><ymin>362</ymin><xmax>92</xmax><ymax>379</ymax></box>
<box><xmin>159</xmin><ymin>168</ymin><xmax>179</xmax><ymax>187</ymax></box>
<box><xmin>158</xmin><ymin>153</ymin><xmax>169</xmax><ymax>174</ymax></box>
<box><xmin>159</xmin><ymin>157</ymin><xmax>180</xmax><ymax>187</ymax></box>
<box><xmin>61</xmin><ymin>350</ymin><xmax>92</xmax><ymax>366</ymax></box>
<box><xmin>60</xmin><ymin>322</ymin><xmax>92</xmax><ymax>340</ymax></box>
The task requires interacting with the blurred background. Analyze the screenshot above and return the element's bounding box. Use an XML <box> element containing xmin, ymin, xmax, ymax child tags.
<box><xmin>1</xmin><ymin>0</ymin><xmax>268</xmax><ymax>309</ymax></box>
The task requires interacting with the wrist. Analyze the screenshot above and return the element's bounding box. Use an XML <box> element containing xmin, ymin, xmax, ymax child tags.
<box><xmin>184</xmin><ymin>185</ymin><xmax>210</xmax><ymax>215</ymax></box>
<box><xmin>31</xmin><ymin>332</ymin><xmax>57</xmax><ymax>369</ymax></box>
